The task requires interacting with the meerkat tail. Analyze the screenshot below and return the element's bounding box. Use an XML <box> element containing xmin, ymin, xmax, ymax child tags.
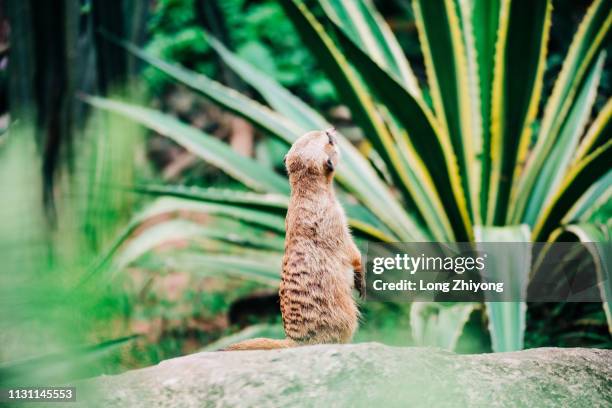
<box><xmin>222</xmin><ymin>338</ymin><xmax>296</xmax><ymax>351</ymax></box>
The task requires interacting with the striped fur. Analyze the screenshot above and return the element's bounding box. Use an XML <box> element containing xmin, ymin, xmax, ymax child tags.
<box><xmin>225</xmin><ymin>129</ymin><xmax>363</xmax><ymax>351</ymax></box>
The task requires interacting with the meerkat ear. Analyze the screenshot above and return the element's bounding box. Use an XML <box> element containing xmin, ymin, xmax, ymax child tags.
<box><xmin>286</xmin><ymin>157</ymin><xmax>304</xmax><ymax>174</ymax></box>
<box><xmin>325</xmin><ymin>157</ymin><xmax>335</xmax><ymax>172</ymax></box>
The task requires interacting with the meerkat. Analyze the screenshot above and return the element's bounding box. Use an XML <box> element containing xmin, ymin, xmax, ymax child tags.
<box><xmin>225</xmin><ymin>128</ymin><xmax>365</xmax><ymax>351</ymax></box>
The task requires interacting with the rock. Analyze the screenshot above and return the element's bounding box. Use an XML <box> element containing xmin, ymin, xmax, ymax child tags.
<box><xmin>71</xmin><ymin>343</ymin><xmax>611</xmax><ymax>407</ymax></box>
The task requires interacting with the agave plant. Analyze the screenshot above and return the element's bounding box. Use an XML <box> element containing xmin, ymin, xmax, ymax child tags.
<box><xmin>86</xmin><ymin>0</ymin><xmax>612</xmax><ymax>351</ymax></box>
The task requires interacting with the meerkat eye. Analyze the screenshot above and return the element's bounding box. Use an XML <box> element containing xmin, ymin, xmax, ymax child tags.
<box><xmin>325</xmin><ymin>158</ymin><xmax>335</xmax><ymax>172</ymax></box>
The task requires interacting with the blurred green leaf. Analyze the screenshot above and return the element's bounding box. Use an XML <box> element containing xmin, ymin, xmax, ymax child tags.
<box><xmin>83</xmin><ymin>95</ymin><xmax>290</xmax><ymax>195</ymax></box>
<box><xmin>138</xmin><ymin>251</ymin><xmax>282</xmax><ymax>286</ymax></box>
<box><xmin>533</xmin><ymin>139</ymin><xmax>612</xmax><ymax>240</ymax></box>
<box><xmin>0</xmin><ymin>335</ymin><xmax>138</xmax><ymax>387</ymax></box>
<box><xmin>135</xmin><ymin>184</ymin><xmax>289</xmax><ymax>210</ymax></box>
<box><xmin>114</xmin><ymin>219</ymin><xmax>284</xmax><ymax>273</ymax></box>
<box><xmin>549</xmin><ymin>223</ymin><xmax>612</xmax><ymax>333</ymax></box>
<box><xmin>563</xmin><ymin>170</ymin><xmax>612</xmax><ymax>223</ymax></box>
<box><xmin>133</xmin><ymin>197</ymin><xmax>286</xmax><ymax>233</ymax></box>
<box><xmin>475</xmin><ymin>225</ymin><xmax>531</xmax><ymax>352</ymax></box>
<box><xmin>410</xmin><ymin>302</ymin><xmax>477</xmax><ymax>350</ymax></box>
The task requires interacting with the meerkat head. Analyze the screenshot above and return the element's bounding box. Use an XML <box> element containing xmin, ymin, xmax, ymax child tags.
<box><xmin>284</xmin><ymin>128</ymin><xmax>340</xmax><ymax>184</ymax></box>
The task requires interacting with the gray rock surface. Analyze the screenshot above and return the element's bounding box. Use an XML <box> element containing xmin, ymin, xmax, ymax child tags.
<box><xmin>72</xmin><ymin>343</ymin><xmax>611</xmax><ymax>407</ymax></box>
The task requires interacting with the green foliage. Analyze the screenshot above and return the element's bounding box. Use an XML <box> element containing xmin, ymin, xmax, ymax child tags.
<box><xmin>410</xmin><ymin>303</ymin><xmax>478</xmax><ymax>350</ymax></box>
<box><xmin>90</xmin><ymin>0</ymin><xmax>612</xmax><ymax>352</ymax></box>
<box><xmin>0</xmin><ymin>119</ymin><xmax>144</xmax><ymax>384</ymax></box>
<box><xmin>145</xmin><ymin>0</ymin><xmax>212</xmax><ymax>93</ymax></box>
<box><xmin>475</xmin><ymin>225</ymin><xmax>531</xmax><ymax>351</ymax></box>
<box><xmin>0</xmin><ymin>336</ymin><xmax>138</xmax><ymax>387</ymax></box>
<box><xmin>144</xmin><ymin>0</ymin><xmax>334</xmax><ymax>103</ymax></box>
<box><xmin>0</xmin><ymin>0</ymin><xmax>149</xmax><ymax>368</ymax></box>
<box><xmin>226</xmin><ymin>0</ymin><xmax>336</xmax><ymax>103</ymax></box>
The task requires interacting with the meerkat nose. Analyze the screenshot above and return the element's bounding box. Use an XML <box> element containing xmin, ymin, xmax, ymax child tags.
<box><xmin>325</xmin><ymin>127</ymin><xmax>337</xmax><ymax>144</ymax></box>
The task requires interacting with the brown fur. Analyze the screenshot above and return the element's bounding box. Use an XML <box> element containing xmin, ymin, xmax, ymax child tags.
<box><xmin>224</xmin><ymin>129</ymin><xmax>363</xmax><ymax>351</ymax></box>
<box><xmin>223</xmin><ymin>338</ymin><xmax>295</xmax><ymax>350</ymax></box>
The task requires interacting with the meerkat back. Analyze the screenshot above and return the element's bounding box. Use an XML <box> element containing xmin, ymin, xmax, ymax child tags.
<box><xmin>280</xmin><ymin>129</ymin><xmax>364</xmax><ymax>345</ymax></box>
<box><xmin>224</xmin><ymin>129</ymin><xmax>364</xmax><ymax>351</ymax></box>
